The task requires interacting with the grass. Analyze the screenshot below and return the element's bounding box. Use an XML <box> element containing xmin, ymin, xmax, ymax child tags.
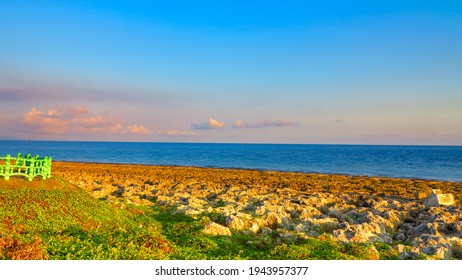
<box><xmin>0</xmin><ymin>179</ymin><xmax>171</xmax><ymax>260</ymax></box>
<box><xmin>142</xmin><ymin>206</ymin><xmax>399</xmax><ymax>260</ymax></box>
<box><xmin>0</xmin><ymin>177</ymin><xmax>400</xmax><ymax>260</ymax></box>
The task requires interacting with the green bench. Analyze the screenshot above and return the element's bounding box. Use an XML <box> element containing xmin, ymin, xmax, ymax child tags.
<box><xmin>0</xmin><ymin>153</ymin><xmax>52</xmax><ymax>181</ymax></box>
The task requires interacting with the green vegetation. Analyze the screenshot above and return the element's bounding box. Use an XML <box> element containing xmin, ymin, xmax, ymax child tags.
<box><xmin>0</xmin><ymin>180</ymin><xmax>170</xmax><ymax>260</ymax></box>
<box><xmin>0</xmin><ymin>178</ymin><xmax>399</xmax><ymax>260</ymax></box>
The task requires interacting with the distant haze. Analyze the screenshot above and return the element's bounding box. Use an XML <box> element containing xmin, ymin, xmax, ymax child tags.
<box><xmin>1</xmin><ymin>1</ymin><xmax>461</xmax><ymax>145</ymax></box>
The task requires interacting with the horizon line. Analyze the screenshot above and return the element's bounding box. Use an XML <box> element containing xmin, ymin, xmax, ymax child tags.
<box><xmin>0</xmin><ymin>139</ymin><xmax>461</xmax><ymax>147</ymax></box>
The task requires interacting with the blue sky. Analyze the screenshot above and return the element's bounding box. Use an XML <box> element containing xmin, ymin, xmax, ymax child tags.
<box><xmin>0</xmin><ymin>0</ymin><xmax>461</xmax><ymax>144</ymax></box>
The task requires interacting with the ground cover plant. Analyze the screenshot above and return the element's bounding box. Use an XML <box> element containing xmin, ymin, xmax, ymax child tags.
<box><xmin>0</xmin><ymin>178</ymin><xmax>171</xmax><ymax>260</ymax></box>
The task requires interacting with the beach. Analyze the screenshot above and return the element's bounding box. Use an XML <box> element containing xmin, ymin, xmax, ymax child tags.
<box><xmin>52</xmin><ymin>161</ymin><xmax>462</xmax><ymax>260</ymax></box>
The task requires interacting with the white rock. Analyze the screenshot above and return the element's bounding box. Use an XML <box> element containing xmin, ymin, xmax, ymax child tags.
<box><xmin>226</xmin><ymin>215</ymin><xmax>246</xmax><ymax>230</ymax></box>
<box><xmin>310</xmin><ymin>217</ymin><xmax>339</xmax><ymax>233</ymax></box>
<box><xmin>422</xmin><ymin>189</ymin><xmax>455</xmax><ymax>208</ymax></box>
<box><xmin>203</xmin><ymin>222</ymin><xmax>232</xmax><ymax>236</ymax></box>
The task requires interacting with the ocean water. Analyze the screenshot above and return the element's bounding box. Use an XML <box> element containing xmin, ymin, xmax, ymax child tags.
<box><xmin>0</xmin><ymin>140</ymin><xmax>461</xmax><ymax>182</ymax></box>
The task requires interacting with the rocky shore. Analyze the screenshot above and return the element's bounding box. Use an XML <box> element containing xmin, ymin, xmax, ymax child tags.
<box><xmin>53</xmin><ymin>162</ymin><xmax>462</xmax><ymax>260</ymax></box>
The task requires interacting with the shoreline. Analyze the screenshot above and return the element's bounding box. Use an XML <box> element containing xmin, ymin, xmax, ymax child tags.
<box><xmin>54</xmin><ymin>160</ymin><xmax>462</xmax><ymax>184</ymax></box>
<box><xmin>53</xmin><ymin>161</ymin><xmax>462</xmax><ymax>202</ymax></box>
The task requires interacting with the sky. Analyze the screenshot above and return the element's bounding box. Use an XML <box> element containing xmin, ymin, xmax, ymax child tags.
<box><xmin>0</xmin><ymin>0</ymin><xmax>461</xmax><ymax>144</ymax></box>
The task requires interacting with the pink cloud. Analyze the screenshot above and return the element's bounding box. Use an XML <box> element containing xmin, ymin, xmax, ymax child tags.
<box><xmin>191</xmin><ymin>118</ymin><xmax>226</xmax><ymax>129</ymax></box>
<box><xmin>127</xmin><ymin>125</ymin><xmax>150</xmax><ymax>135</ymax></box>
<box><xmin>17</xmin><ymin>106</ymin><xmax>149</xmax><ymax>136</ymax></box>
<box><xmin>21</xmin><ymin>107</ymin><xmax>68</xmax><ymax>134</ymax></box>
<box><xmin>0</xmin><ymin>113</ymin><xmax>7</xmax><ymax>125</ymax></box>
<box><xmin>159</xmin><ymin>130</ymin><xmax>200</xmax><ymax>136</ymax></box>
<box><xmin>68</xmin><ymin>105</ymin><xmax>89</xmax><ymax>117</ymax></box>
<box><xmin>232</xmin><ymin>119</ymin><xmax>299</xmax><ymax>128</ymax></box>
<box><xmin>233</xmin><ymin>120</ymin><xmax>245</xmax><ymax>128</ymax></box>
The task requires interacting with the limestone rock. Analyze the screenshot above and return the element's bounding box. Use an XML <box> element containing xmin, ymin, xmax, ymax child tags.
<box><xmin>187</xmin><ymin>197</ymin><xmax>207</xmax><ymax>208</ymax></box>
<box><xmin>250</xmin><ymin>222</ymin><xmax>260</xmax><ymax>233</ymax></box>
<box><xmin>364</xmin><ymin>245</ymin><xmax>380</xmax><ymax>260</ymax></box>
<box><xmin>434</xmin><ymin>246</ymin><xmax>451</xmax><ymax>260</ymax></box>
<box><xmin>399</xmin><ymin>251</ymin><xmax>421</xmax><ymax>260</ymax></box>
<box><xmin>226</xmin><ymin>215</ymin><xmax>247</xmax><ymax>230</ymax></box>
<box><xmin>415</xmin><ymin>189</ymin><xmax>432</xmax><ymax>200</ymax></box>
<box><xmin>310</xmin><ymin>217</ymin><xmax>339</xmax><ymax>233</ymax></box>
<box><xmin>395</xmin><ymin>244</ymin><xmax>407</xmax><ymax>253</ymax></box>
<box><xmin>299</xmin><ymin>206</ymin><xmax>322</xmax><ymax>220</ymax></box>
<box><xmin>203</xmin><ymin>222</ymin><xmax>232</xmax><ymax>236</ymax></box>
<box><xmin>263</xmin><ymin>212</ymin><xmax>282</xmax><ymax>228</ymax></box>
<box><xmin>255</xmin><ymin>206</ymin><xmax>268</xmax><ymax>215</ymax></box>
<box><xmin>333</xmin><ymin>222</ymin><xmax>386</xmax><ymax>243</ymax></box>
<box><xmin>422</xmin><ymin>245</ymin><xmax>452</xmax><ymax>259</ymax></box>
<box><xmin>261</xmin><ymin>227</ymin><xmax>273</xmax><ymax>235</ymax></box>
<box><xmin>422</xmin><ymin>189</ymin><xmax>455</xmax><ymax>208</ymax></box>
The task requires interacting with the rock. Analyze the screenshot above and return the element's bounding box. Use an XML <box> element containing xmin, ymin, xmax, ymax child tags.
<box><xmin>333</xmin><ymin>222</ymin><xmax>386</xmax><ymax>243</ymax></box>
<box><xmin>263</xmin><ymin>212</ymin><xmax>282</xmax><ymax>228</ymax></box>
<box><xmin>184</xmin><ymin>208</ymin><xmax>202</xmax><ymax>216</ymax></box>
<box><xmin>299</xmin><ymin>206</ymin><xmax>323</xmax><ymax>219</ymax></box>
<box><xmin>156</xmin><ymin>195</ymin><xmax>175</xmax><ymax>206</ymax></box>
<box><xmin>399</xmin><ymin>251</ymin><xmax>421</xmax><ymax>260</ymax></box>
<box><xmin>294</xmin><ymin>223</ymin><xmax>306</xmax><ymax>232</ymax></box>
<box><xmin>426</xmin><ymin>222</ymin><xmax>443</xmax><ymax>236</ymax></box>
<box><xmin>226</xmin><ymin>215</ymin><xmax>247</xmax><ymax>230</ymax></box>
<box><xmin>364</xmin><ymin>245</ymin><xmax>380</xmax><ymax>260</ymax></box>
<box><xmin>203</xmin><ymin>222</ymin><xmax>232</xmax><ymax>236</ymax></box>
<box><xmin>434</xmin><ymin>246</ymin><xmax>451</xmax><ymax>259</ymax></box>
<box><xmin>206</xmin><ymin>192</ymin><xmax>218</xmax><ymax>201</ymax></box>
<box><xmin>395</xmin><ymin>231</ymin><xmax>407</xmax><ymax>242</ymax></box>
<box><xmin>242</xmin><ymin>203</ymin><xmax>255</xmax><ymax>211</ymax></box>
<box><xmin>326</xmin><ymin>205</ymin><xmax>355</xmax><ymax>219</ymax></box>
<box><xmin>382</xmin><ymin>210</ymin><xmax>404</xmax><ymax>230</ymax></box>
<box><xmin>261</xmin><ymin>227</ymin><xmax>273</xmax><ymax>235</ymax></box>
<box><xmin>380</xmin><ymin>233</ymin><xmax>393</xmax><ymax>244</ymax></box>
<box><xmin>307</xmin><ymin>230</ymin><xmax>320</xmax><ymax>237</ymax></box>
<box><xmin>250</xmin><ymin>222</ymin><xmax>260</xmax><ymax>233</ymax></box>
<box><xmin>178</xmin><ymin>193</ymin><xmax>191</xmax><ymax>201</ymax></box>
<box><xmin>415</xmin><ymin>189</ymin><xmax>432</xmax><ymax>200</ymax></box>
<box><xmin>281</xmin><ymin>217</ymin><xmax>292</xmax><ymax>230</ymax></box>
<box><xmin>255</xmin><ymin>206</ymin><xmax>268</xmax><ymax>215</ymax></box>
<box><xmin>422</xmin><ymin>189</ymin><xmax>455</xmax><ymax>208</ymax></box>
<box><xmin>422</xmin><ymin>246</ymin><xmax>451</xmax><ymax>259</ymax></box>
<box><xmin>187</xmin><ymin>197</ymin><xmax>208</xmax><ymax>208</ymax></box>
<box><xmin>395</xmin><ymin>244</ymin><xmax>406</xmax><ymax>253</ymax></box>
<box><xmin>310</xmin><ymin>218</ymin><xmax>339</xmax><ymax>233</ymax></box>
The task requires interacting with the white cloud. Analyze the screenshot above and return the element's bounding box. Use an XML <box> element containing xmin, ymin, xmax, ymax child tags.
<box><xmin>191</xmin><ymin>118</ymin><xmax>226</xmax><ymax>129</ymax></box>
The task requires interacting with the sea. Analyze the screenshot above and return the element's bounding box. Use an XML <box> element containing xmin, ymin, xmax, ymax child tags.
<box><xmin>0</xmin><ymin>140</ymin><xmax>461</xmax><ymax>182</ymax></box>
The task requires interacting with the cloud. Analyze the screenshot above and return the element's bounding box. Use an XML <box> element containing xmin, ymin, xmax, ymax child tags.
<box><xmin>0</xmin><ymin>88</ymin><xmax>69</xmax><ymax>103</ymax></box>
<box><xmin>127</xmin><ymin>125</ymin><xmax>150</xmax><ymax>135</ymax></box>
<box><xmin>0</xmin><ymin>84</ymin><xmax>147</xmax><ymax>105</ymax></box>
<box><xmin>232</xmin><ymin>119</ymin><xmax>299</xmax><ymax>128</ymax></box>
<box><xmin>16</xmin><ymin>106</ymin><xmax>149</xmax><ymax>136</ymax></box>
<box><xmin>191</xmin><ymin>118</ymin><xmax>226</xmax><ymax>129</ymax></box>
<box><xmin>159</xmin><ymin>130</ymin><xmax>200</xmax><ymax>136</ymax></box>
<box><xmin>0</xmin><ymin>113</ymin><xmax>7</xmax><ymax>125</ymax></box>
<box><xmin>21</xmin><ymin>107</ymin><xmax>69</xmax><ymax>134</ymax></box>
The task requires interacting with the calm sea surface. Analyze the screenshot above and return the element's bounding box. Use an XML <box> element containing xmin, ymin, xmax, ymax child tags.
<box><xmin>1</xmin><ymin>141</ymin><xmax>461</xmax><ymax>182</ymax></box>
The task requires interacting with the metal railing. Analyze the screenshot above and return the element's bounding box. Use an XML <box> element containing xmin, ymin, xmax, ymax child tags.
<box><xmin>0</xmin><ymin>153</ymin><xmax>52</xmax><ymax>181</ymax></box>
